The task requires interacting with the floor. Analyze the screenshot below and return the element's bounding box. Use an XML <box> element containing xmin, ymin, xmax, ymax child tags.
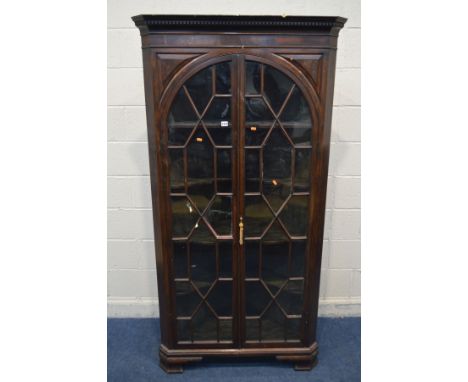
<box><xmin>108</xmin><ymin>317</ymin><xmax>360</xmax><ymax>382</ymax></box>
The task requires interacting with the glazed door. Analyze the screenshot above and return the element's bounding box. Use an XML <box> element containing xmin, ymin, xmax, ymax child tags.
<box><xmin>166</xmin><ymin>56</ymin><xmax>314</xmax><ymax>346</ymax></box>
<box><xmin>167</xmin><ymin>59</ymin><xmax>238</xmax><ymax>345</ymax></box>
<box><xmin>240</xmin><ymin>59</ymin><xmax>313</xmax><ymax>345</ymax></box>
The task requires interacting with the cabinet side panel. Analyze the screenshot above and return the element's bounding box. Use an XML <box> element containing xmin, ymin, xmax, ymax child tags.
<box><xmin>305</xmin><ymin>49</ymin><xmax>338</xmax><ymax>344</ymax></box>
<box><xmin>141</xmin><ymin>48</ymin><xmax>175</xmax><ymax>346</ymax></box>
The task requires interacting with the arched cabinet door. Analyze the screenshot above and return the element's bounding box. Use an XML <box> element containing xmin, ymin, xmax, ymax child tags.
<box><xmin>240</xmin><ymin>59</ymin><xmax>316</xmax><ymax>346</ymax></box>
<box><xmin>162</xmin><ymin>54</ymin><xmax>319</xmax><ymax>347</ymax></box>
<box><xmin>164</xmin><ymin>58</ymin><xmax>238</xmax><ymax>345</ymax></box>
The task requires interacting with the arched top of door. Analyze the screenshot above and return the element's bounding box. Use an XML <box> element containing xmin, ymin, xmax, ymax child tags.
<box><xmin>159</xmin><ymin>51</ymin><xmax>322</xmax><ymax>129</ymax></box>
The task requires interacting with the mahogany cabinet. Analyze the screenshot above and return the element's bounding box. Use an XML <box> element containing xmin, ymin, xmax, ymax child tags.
<box><xmin>132</xmin><ymin>14</ymin><xmax>346</xmax><ymax>373</ymax></box>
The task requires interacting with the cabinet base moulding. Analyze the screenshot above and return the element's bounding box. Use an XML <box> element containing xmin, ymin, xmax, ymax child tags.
<box><xmin>159</xmin><ymin>343</ymin><xmax>319</xmax><ymax>373</ymax></box>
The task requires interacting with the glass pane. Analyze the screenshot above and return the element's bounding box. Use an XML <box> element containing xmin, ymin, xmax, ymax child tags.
<box><xmin>245</xmin><ymin>124</ymin><xmax>270</xmax><ymax>147</ymax></box>
<box><xmin>285</xmin><ymin>318</ymin><xmax>301</xmax><ymax>341</ymax></box>
<box><xmin>246</xmin><ymin>61</ymin><xmax>261</xmax><ymax>95</ymax></box>
<box><xmin>218</xmin><ymin>241</ymin><xmax>232</xmax><ymax>278</ymax></box>
<box><xmin>290</xmin><ymin>241</ymin><xmax>306</xmax><ymax>277</ymax></box>
<box><xmin>204</xmin><ymin>97</ymin><xmax>232</xmax><ymax>146</ymax></box>
<box><xmin>263</xmin><ymin>65</ymin><xmax>293</xmax><ymax>114</ymax></box>
<box><xmin>262</xmin><ymin>226</ymin><xmax>289</xmax><ymax>295</ymax></box>
<box><xmin>190</xmin><ymin>221</ymin><xmax>216</xmax><ymax>296</ymax></box>
<box><xmin>215</xmin><ymin>62</ymin><xmax>232</xmax><ymax>94</ymax></box>
<box><xmin>245</xmin><ymin>241</ymin><xmax>260</xmax><ymax>278</ymax></box>
<box><xmin>246</xmin><ymin>318</ymin><xmax>260</xmax><ymax>341</ymax></box>
<box><xmin>185</xmin><ymin>67</ymin><xmax>212</xmax><ymax>114</ymax></box>
<box><xmin>284</xmin><ymin>124</ymin><xmax>312</xmax><ymax>147</ymax></box>
<box><xmin>279</xmin><ymin>195</ymin><xmax>309</xmax><ymax>237</ymax></box>
<box><xmin>244</xmin><ymin>195</ymin><xmax>274</xmax><ymax>238</ymax></box>
<box><xmin>176</xmin><ymin>319</ymin><xmax>191</xmax><ymax>342</ymax></box>
<box><xmin>277</xmin><ymin>279</ymin><xmax>304</xmax><ymax>316</ymax></box>
<box><xmin>169</xmin><ymin>149</ymin><xmax>184</xmax><ymax>193</ymax></box>
<box><xmin>262</xmin><ymin>245</ymin><xmax>289</xmax><ymax>296</ymax></box>
<box><xmin>206</xmin><ymin>195</ymin><xmax>232</xmax><ymax>236</ymax></box>
<box><xmin>245</xmin><ymin>98</ymin><xmax>274</xmax><ymax>146</ymax></box>
<box><xmin>263</xmin><ymin>125</ymin><xmax>292</xmax><ymax>212</ymax></box>
<box><xmin>217</xmin><ymin>148</ymin><xmax>232</xmax><ymax>193</ymax></box>
<box><xmin>173</xmin><ymin>242</ymin><xmax>188</xmax><ymax>279</ymax></box>
<box><xmin>294</xmin><ymin>149</ymin><xmax>311</xmax><ymax>192</ymax></box>
<box><xmin>192</xmin><ymin>304</ymin><xmax>217</xmax><ymax>341</ymax></box>
<box><xmin>261</xmin><ymin>303</ymin><xmax>285</xmax><ymax>341</ymax></box>
<box><xmin>245</xmin><ymin>149</ymin><xmax>260</xmax><ymax>192</ymax></box>
<box><xmin>168</xmin><ymin>88</ymin><xmax>198</xmax><ymax>145</ymax></box>
<box><xmin>207</xmin><ymin>280</ymin><xmax>232</xmax><ymax>317</ymax></box>
<box><xmin>280</xmin><ymin>87</ymin><xmax>312</xmax><ymax>125</ymax></box>
<box><xmin>281</xmin><ymin>86</ymin><xmax>312</xmax><ymax>146</ymax></box>
<box><xmin>219</xmin><ymin>319</ymin><xmax>232</xmax><ymax>341</ymax></box>
<box><xmin>171</xmin><ymin>196</ymin><xmax>198</xmax><ymax>238</ymax></box>
<box><xmin>245</xmin><ymin>281</ymin><xmax>270</xmax><ymax>317</ymax></box>
<box><xmin>187</xmin><ymin>127</ymin><xmax>214</xmax><ymax>213</ymax></box>
<box><xmin>175</xmin><ymin>281</ymin><xmax>201</xmax><ymax>317</ymax></box>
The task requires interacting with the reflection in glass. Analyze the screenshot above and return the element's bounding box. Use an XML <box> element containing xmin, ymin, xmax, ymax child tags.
<box><xmin>245</xmin><ymin>61</ymin><xmax>261</xmax><ymax>94</ymax></box>
<box><xmin>207</xmin><ymin>280</ymin><xmax>232</xmax><ymax>317</ymax></box>
<box><xmin>204</xmin><ymin>97</ymin><xmax>232</xmax><ymax>145</ymax></box>
<box><xmin>245</xmin><ymin>124</ymin><xmax>270</xmax><ymax>147</ymax></box>
<box><xmin>280</xmin><ymin>86</ymin><xmax>311</xmax><ymax>123</ymax></box>
<box><xmin>185</xmin><ymin>67</ymin><xmax>212</xmax><ymax>114</ymax></box>
<box><xmin>217</xmin><ymin>148</ymin><xmax>232</xmax><ymax>193</ymax></box>
<box><xmin>290</xmin><ymin>241</ymin><xmax>306</xmax><ymax>277</ymax></box>
<box><xmin>219</xmin><ymin>319</ymin><xmax>232</xmax><ymax>341</ymax></box>
<box><xmin>263</xmin><ymin>126</ymin><xmax>292</xmax><ymax>212</ymax></box>
<box><xmin>244</xmin><ymin>195</ymin><xmax>274</xmax><ymax>237</ymax></box>
<box><xmin>261</xmin><ymin>219</ymin><xmax>289</xmax><ymax>295</ymax></box>
<box><xmin>177</xmin><ymin>318</ymin><xmax>191</xmax><ymax>342</ymax></box>
<box><xmin>246</xmin><ymin>318</ymin><xmax>260</xmax><ymax>341</ymax></box>
<box><xmin>216</xmin><ymin>62</ymin><xmax>232</xmax><ymax>94</ymax></box>
<box><xmin>281</xmin><ymin>87</ymin><xmax>312</xmax><ymax>146</ymax></box>
<box><xmin>285</xmin><ymin>318</ymin><xmax>301</xmax><ymax>341</ymax></box>
<box><xmin>284</xmin><ymin>125</ymin><xmax>312</xmax><ymax>146</ymax></box>
<box><xmin>245</xmin><ymin>98</ymin><xmax>274</xmax><ymax>131</ymax></box>
<box><xmin>206</xmin><ymin>195</ymin><xmax>232</xmax><ymax>235</ymax></box>
<box><xmin>168</xmin><ymin>88</ymin><xmax>198</xmax><ymax>145</ymax></box>
<box><xmin>245</xmin><ymin>149</ymin><xmax>260</xmax><ymax>192</ymax></box>
<box><xmin>218</xmin><ymin>241</ymin><xmax>232</xmax><ymax>278</ymax></box>
<box><xmin>279</xmin><ymin>195</ymin><xmax>309</xmax><ymax>237</ymax></box>
<box><xmin>261</xmin><ymin>303</ymin><xmax>285</xmax><ymax>341</ymax></box>
<box><xmin>173</xmin><ymin>242</ymin><xmax>188</xmax><ymax>279</ymax></box>
<box><xmin>277</xmin><ymin>279</ymin><xmax>304</xmax><ymax>315</ymax></box>
<box><xmin>245</xmin><ymin>241</ymin><xmax>260</xmax><ymax>278</ymax></box>
<box><xmin>192</xmin><ymin>304</ymin><xmax>217</xmax><ymax>341</ymax></box>
<box><xmin>190</xmin><ymin>221</ymin><xmax>216</xmax><ymax>296</ymax></box>
<box><xmin>294</xmin><ymin>149</ymin><xmax>311</xmax><ymax>192</ymax></box>
<box><xmin>169</xmin><ymin>148</ymin><xmax>184</xmax><ymax>193</ymax></box>
<box><xmin>245</xmin><ymin>281</ymin><xmax>270</xmax><ymax>316</ymax></box>
<box><xmin>175</xmin><ymin>281</ymin><xmax>201</xmax><ymax>317</ymax></box>
<box><xmin>191</xmin><ymin>242</ymin><xmax>216</xmax><ymax>296</ymax></box>
<box><xmin>171</xmin><ymin>196</ymin><xmax>198</xmax><ymax>238</ymax></box>
<box><xmin>187</xmin><ymin>127</ymin><xmax>214</xmax><ymax>213</ymax></box>
<box><xmin>263</xmin><ymin>65</ymin><xmax>293</xmax><ymax>113</ymax></box>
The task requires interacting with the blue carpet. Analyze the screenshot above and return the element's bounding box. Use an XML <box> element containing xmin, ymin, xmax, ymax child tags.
<box><xmin>108</xmin><ymin>317</ymin><xmax>360</xmax><ymax>382</ymax></box>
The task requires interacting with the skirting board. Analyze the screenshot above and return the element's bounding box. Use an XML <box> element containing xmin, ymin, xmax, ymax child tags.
<box><xmin>107</xmin><ymin>298</ymin><xmax>361</xmax><ymax>318</ymax></box>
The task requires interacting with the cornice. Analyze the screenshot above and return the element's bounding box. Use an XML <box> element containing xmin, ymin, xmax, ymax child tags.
<box><xmin>132</xmin><ymin>15</ymin><xmax>347</xmax><ymax>34</ymax></box>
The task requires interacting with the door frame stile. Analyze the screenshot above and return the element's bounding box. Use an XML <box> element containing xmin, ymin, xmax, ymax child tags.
<box><xmin>231</xmin><ymin>54</ymin><xmax>241</xmax><ymax>349</ymax></box>
<box><xmin>236</xmin><ymin>54</ymin><xmax>246</xmax><ymax>347</ymax></box>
